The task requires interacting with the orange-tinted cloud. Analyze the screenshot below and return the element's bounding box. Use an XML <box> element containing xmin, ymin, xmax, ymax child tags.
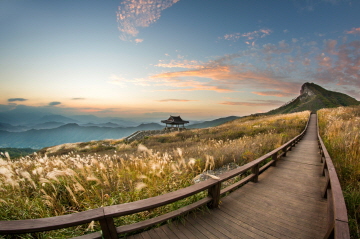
<box><xmin>156</xmin><ymin>99</ymin><xmax>197</xmax><ymax>102</ymax></box>
<box><xmin>263</xmin><ymin>40</ymin><xmax>292</xmax><ymax>54</ymax></box>
<box><xmin>252</xmin><ymin>91</ymin><xmax>294</xmax><ymax>97</ymax></box>
<box><xmin>316</xmin><ymin>53</ymin><xmax>333</xmax><ymax>68</ymax></box>
<box><xmin>314</xmin><ymin>41</ymin><xmax>360</xmax><ymax>88</ymax></box>
<box><xmin>346</xmin><ymin>27</ymin><xmax>360</xmax><ymax>34</ymax></box>
<box><xmin>155</xmin><ymin>59</ymin><xmax>203</xmax><ymax>69</ymax></box>
<box><xmin>117</xmin><ymin>0</ymin><xmax>180</xmax><ymax>41</ymax></box>
<box><xmin>219</xmin><ymin>100</ymin><xmax>284</xmax><ymax>107</ymax></box>
<box><xmin>151</xmin><ymin>61</ymin><xmax>299</xmax><ymax>95</ymax></box>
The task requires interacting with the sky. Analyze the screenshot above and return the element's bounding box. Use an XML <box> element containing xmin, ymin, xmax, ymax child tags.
<box><xmin>1</xmin><ymin>0</ymin><xmax>360</xmax><ymax>120</ymax></box>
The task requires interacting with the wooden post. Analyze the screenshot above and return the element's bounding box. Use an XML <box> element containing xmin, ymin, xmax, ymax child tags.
<box><xmin>322</xmin><ymin>173</ymin><xmax>330</xmax><ymax>199</ymax></box>
<box><xmin>321</xmin><ymin>160</ymin><xmax>327</xmax><ymax>176</ymax></box>
<box><xmin>272</xmin><ymin>152</ymin><xmax>278</xmax><ymax>167</ymax></box>
<box><xmin>251</xmin><ymin>164</ymin><xmax>259</xmax><ymax>183</ymax></box>
<box><xmin>207</xmin><ymin>182</ymin><xmax>221</xmax><ymax>209</ymax></box>
<box><xmin>99</xmin><ymin>217</ymin><xmax>118</xmax><ymax>239</ymax></box>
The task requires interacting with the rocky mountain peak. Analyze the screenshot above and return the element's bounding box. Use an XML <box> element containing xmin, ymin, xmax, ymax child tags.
<box><xmin>266</xmin><ymin>82</ymin><xmax>360</xmax><ymax>115</ymax></box>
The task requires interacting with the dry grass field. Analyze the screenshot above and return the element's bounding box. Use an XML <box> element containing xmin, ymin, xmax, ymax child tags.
<box><xmin>318</xmin><ymin>106</ymin><xmax>360</xmax><ymax>239</ymax></box>
<box><xmin>0</xmin><ymin>111</ymin><xmax>309</xmax><ymax>238</ymax></box>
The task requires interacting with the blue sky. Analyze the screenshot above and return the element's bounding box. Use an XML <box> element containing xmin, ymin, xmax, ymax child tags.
<box><xmin>1</xmin><ymin>0</ymin><xmax>360</xmax><ymax>120</ymax></box>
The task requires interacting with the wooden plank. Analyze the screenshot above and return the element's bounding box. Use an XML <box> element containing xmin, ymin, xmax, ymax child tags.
<box><xmin>184</xmin><ymin>213</ymin><xmax>229</xmax><ymax>239</ymax></box>
<box><xmin>166</xmin><ymin>221</ymin><xmax>196</xmax><ymax>239</ymax></box>
<box><xmin>116</xmin><ymin>197</ymin><xmax>211</xmax><ymax>234</ymax></box>
<box><xmin>103</xmin><ymin>180</ymin><xmax>217</xmax><ymax>218</ymax></box>
<box><xmin>0</xmin><ymin>208</ymin><xmax>104</xmax><ymax>234</ymax></box>
<box><xmin>217</xmin><ymin>205</ymin><xmax>289</xmax><ymax>239</ymax></box>
<box><xmin>220</xmin><ymin>174</ymin><xmax>254</xmax><ymax>195</ymax></box>
<box><xmin>166</xmin><ymin>223</ymin><xmax>190</xmax><ymax>239</ymax></box>
<box><xmin>71</xmin><ymin>231</ymin><xmax>102</xmax><ymax>239</ymax></box>
<box><xmin>334</xmin><ymin>220</ymin><xmax>350</xmax><ymax>239</ymax></box>
<box><xmin>152</xmin><ymin>227</ymin><xmax>168</xmax><ymax>238</ymax></box>
<box><xmin>160</xmin><ymin>225</ymin><xmax>180</xmax><ymax>239</ymax></box>
<box><xmin>221</xmin><ymin>196</ymin><xmax>324</xmax><ymax>238</ymax></box>
<box><xmin>201</xmin><ymin>209</ymin><xmax>261</xmax><ymax>239</ymax></box>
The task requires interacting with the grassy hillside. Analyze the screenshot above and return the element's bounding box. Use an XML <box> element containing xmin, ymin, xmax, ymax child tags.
<box><xmin>0</xmin><ymin>148</ymin><xmax>36</xmax><ymax>159</ymax></box>
<box><xmin>318</xmin><ymin>106</ymin><xmax>360</xmax><ymax>239</ymax></box>
<box><xmin>267</xmin><ymin>83</ymin><xmax>360</xmax><ymax>115</ymax></box>
<box><xmin>0</xmin><ymin>111</ymin><xmax>309</xmax><ymax>238</ymax></box>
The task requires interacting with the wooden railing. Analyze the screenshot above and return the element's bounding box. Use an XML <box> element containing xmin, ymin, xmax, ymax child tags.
<box><xmin>1</xmin><ymin>115</ymin><xmax>311</xmax><ymax>239</ymax></box>
<box><xmin>317</xmin><ymin>116</ymin><xmax>350</xmax><ymax>239</ymax></box>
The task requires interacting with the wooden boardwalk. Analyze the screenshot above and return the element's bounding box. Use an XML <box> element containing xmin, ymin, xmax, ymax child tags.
<box><xmin>127</xmin><ymin>114</ymin><xmax>327</xmax><ymax>239</ymax></box>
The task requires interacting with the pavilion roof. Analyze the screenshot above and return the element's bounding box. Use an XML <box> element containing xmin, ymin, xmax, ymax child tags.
<box><xmin>161</xmin><ymin>115</ymin><xmax>189</xmax><ymax>124</ymax></box>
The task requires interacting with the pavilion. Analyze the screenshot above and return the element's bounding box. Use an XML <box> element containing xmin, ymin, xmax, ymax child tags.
<box><xmin>161</xmin><ymin>115</ymin><xmax>189</xmax><ymax>129</ymax></box>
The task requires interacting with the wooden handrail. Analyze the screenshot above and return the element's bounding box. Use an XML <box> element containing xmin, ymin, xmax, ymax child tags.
<box><xmin>0</xmin><ymin>113</ymin><xmax>311</xmax><ymax>239</ymax></box>
<box><xmin>317</xmin><ymin>115</ymin><xmax>350</xmax><ymax>239</ymax></box>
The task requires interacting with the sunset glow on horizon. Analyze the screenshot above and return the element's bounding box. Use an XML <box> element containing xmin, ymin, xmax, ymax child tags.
<box><xmin>1</xmin><ymin>0</ymin><xmax>360</xmax><ymax>120</ymax></box>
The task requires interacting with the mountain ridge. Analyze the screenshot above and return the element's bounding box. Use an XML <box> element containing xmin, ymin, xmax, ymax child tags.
<box><xmin>266</xmin><ymin>82</ymin><xmax>360</xmax><ymax>115</ymax></box>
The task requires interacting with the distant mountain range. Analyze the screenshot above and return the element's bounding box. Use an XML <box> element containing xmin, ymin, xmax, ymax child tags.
<box><xmin>2</xmin><ymin>82</ymin><xmax>356</xmax><ymax>150</ymax></box>
<box><xmin>188</xmin><ymin>116</ymin><xmax>239</xmax><ymax>128</ymax></box>
<box><xmin>266</xmin><ymin>82</ymin><xmax>360</xmax><ymax>115</ymax></box>
<box><xmin>0</xmin><ymin>115</ymin><xmax>238</xmax><ymax>149</ymax></box>
<box><xmin>0</xmin><ymin>123</ymin><xmax>164</xmax><ymax>149</ymax></box>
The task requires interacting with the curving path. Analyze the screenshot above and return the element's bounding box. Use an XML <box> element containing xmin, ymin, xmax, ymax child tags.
<box><xmin>126</xmin><ymin>114</ymin><xmax>327</xmax><ymax>239</ymax></box>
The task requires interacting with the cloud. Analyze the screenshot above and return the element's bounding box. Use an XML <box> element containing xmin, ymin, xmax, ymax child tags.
<box><xmin>263</xmin><ymin>40</ymin><xmax>292</xmax><ymax>54</ymax></box>
<box><xmin>316</xmin><ymin>53</ymin><xmax>333</xmax><ymax>68</ymax></box>
<box><xmin>48</xmin><ymin>101</ymin><xmax>61</xmax><ymax>106</ymax></box>
<box><xmin>222</xmin><ymin>28</ymin><xmax>272</xmax><ymax>42</ymax></box>
<box><xmin>252</xmin><ymin>91</ymin><xmax>294</xmax><ymax>97</ymax></box>
<box><xmin>108</xmin><ymin>74</ymin><xmax>152</xmax><ymax>87</ymax></box>
<box><xmin>313</xmin><ymin>40</ymin><xmax>360</xmax><ymax>88</ymax></box>
<box><xmin>71</xmin><ymin>98</ymin><xmax>86</xmax><ymax>100</ymax></box>
<box><xmin>219</xmin><ymin>100</ymin><xmax>284</xmax><ymax>107</ymax></box>
<box><xmin>155</xmin><ymin>59</ymin><xmax>203</xmax><ymax>69</ymax></box>
<box><xmin>8</xmin><ymin>98</ymin><xmax>27</xmax><ymax>102</ymax></box>
<box><xmin>135</xmin><ymin>38</ymin><xmax>144</xmax><ymax>43</ymax></box>
<box><xmin>156</xmin><ymin>99</ymin><xmax>197</xmax><ymax>102</ymax></box>
<box><xmin>117</xmin><ymin>0</ymin><xmax>180</xmax><ymax>41</ymax></box>
<box><xmin>293</xmin><ymin>0</ymin><xmax>350</xmax><ymax>11</ymax></box>
<box><xmin>324</xmin><ymin>39</ymin><xmax>338</xmax><ymax>55</ymax></box>
<box><xmin>345</xmin><ymin>27</ymin><xmax>360</xmax><ymax>34</ymax></box>
<box><xmin>151</xmin><ymin>57</ymin><xmax>300</xmax><ymax>95</ymax></box>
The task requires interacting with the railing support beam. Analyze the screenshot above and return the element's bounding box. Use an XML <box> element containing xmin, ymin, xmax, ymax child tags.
<box><xmin>272</xmin><ymin>152</ymin><xmax>278</xmax><ymax>167</ymax></box>
<box><xmin>99</xmin><ymin>217</ymin><xmax>118</xmax><ymax>239</ymax></box>
<box><xmin>251</xmin><ymin>164</ymin><xmax>259</xmax><ymax>183</ymax></box>
<box><xmin>207</xmin><ymin>182</ymin><xmax>221</xmax><ymax>209</ymax></box>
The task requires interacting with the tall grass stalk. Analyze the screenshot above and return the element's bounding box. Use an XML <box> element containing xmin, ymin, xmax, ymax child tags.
<box><xmin>318</xmin><ymin>106</ymin><xmax>360</xmax><ymax>239</ymax></box>
<box><xmin>0</xmin><ymin>111</ymin><xmax>309</xmax><ymax>238</ymax></box>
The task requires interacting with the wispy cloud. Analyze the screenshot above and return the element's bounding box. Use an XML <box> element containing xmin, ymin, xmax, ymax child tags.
<box><xmin>293</xmin><ymin>0</ymin><xmax>350</xmax><ymax>11</ymax></box>
<box><xmin>222</xmin><ymin>28</ymin><xmax>272</xmax><ymax>43</ymax></box>
<box><xmin>156</xmin><ymin>99</ymin><xmax>197</xmax><ymax>102</ymax></box>
<box><xmin>49</xmin><ymin>101</ymin><xmax>61</xmax><ymax>106</ymax></box>
<box><xmin>117</xmin><ymin>0</ymin><xmax>180</xmax><ymax>41</ymax></box>
<box><xmin>8</xmin><ymin>98</ymin><xmax>27</xmax><ymax>102</ymax></box>
<box><xmin>252</xmin><ymin>91</ymin><xmax>294</xmax><ymax>97</ymax></box>
<box><xmin>346</xmin><ymin>27</ymin><xmax>360</xmax><ymax>35</ymax></box>
<box><xmin>219</xmin><ymin>100</ymin><xmax>284</xmax><ymax>106</ymax></box>
<box><xmin>71</xmin><ymin>98</ymin><xmax>86</xmax><ymax>100</ymax></box>
<box><xmin>152</xmin><ymin>56</ymin><xmax>299</xmax><ymax>95</ymax></box>
<box><xmin>313</xmin><ymin>40</ymin><xmax>360</xmax><ymax>88</ymax></box>
<box><xmin>263</xmin><ymin>40</ymin><xmax>292</xmax><ymax>54</ymax></box>
<box><xmin>155</xmin><ymin>59</ymin><xmax>203</xmax><ymax>69</ymax></box>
